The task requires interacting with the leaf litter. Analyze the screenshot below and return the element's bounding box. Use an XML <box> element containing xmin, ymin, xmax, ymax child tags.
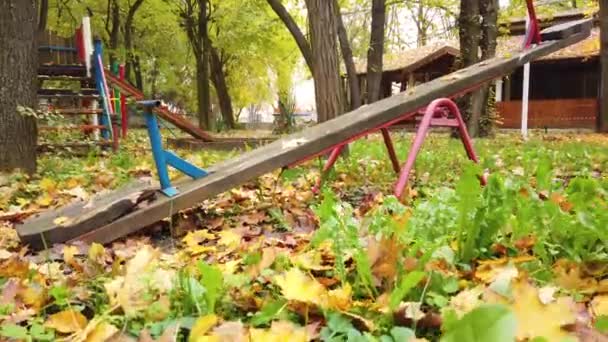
<box><xmin>0</xmin><ymin>132</ymin><xmax>607</xmax><ymax>341</ymax></box>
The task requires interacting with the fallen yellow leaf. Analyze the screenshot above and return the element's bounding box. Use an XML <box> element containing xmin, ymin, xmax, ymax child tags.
<box><xmin>250</xmin><ymin>321</ymin><xmax>311</xmax><ymax>342</ymax></box>
<box><xmin>63</xmin><ymin>245</ymin><xmax>82</xmax><ymax>271</ymax></box>
<box><xmin>218</xmin><ymin>230</ymin><xmax>242</xmax><ymax>250</ymax></box>
<box><xmin>39</xmin><ymin>177</ymin><xmax>57</xmax><ymax>193</ymax></box>
<box><xmin>274</xmin><ymin>268</ymin><xmax>327</xmax><ymax>307</ymax></box>
<box><xmin>53</xmin><ymin>216</ymin><xmax>71</xmax><ymax>226</ymax></box>
<box><xmin>189</xmin><ymin>314</ymin><xmax>218</xmax><ymax>342</ymax></box>
<box><xmin>44</xmin><ymin>309</ymin><xmax>88</xmax><ymax>334</ymax></box>
<box><xmin>327</xmin><ymin>283</ymin><xmax>353</xmax><ymax>311</ymax></box>
<box><xmin>36</xmin><ymin>194</ymin><xmax>54</xmax><ymax>207</ymax></box>
<box><xmin>484</xmin><ymin>279</ymin><xmax>578</xmax><ymax>341</ymax></box>
<box><xmin>88</xmin><ymin>243</ymin><xmax>105</xmax><ymax>264</ymax></box>
<box><xmin>84</xmin><ymin>321</ymin><xmax>119</xmax><ymax>342</ymax></box>
<box><xmin>590</xmin><ymin>295</ymin><xmax>608</xmax><ymax>317</ymax></box>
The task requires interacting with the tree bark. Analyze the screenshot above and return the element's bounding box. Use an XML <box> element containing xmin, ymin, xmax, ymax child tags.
<box><xmin>458</xmin><ymin>0</ymin><xmax>481</xmax><ymax>136</ymax></box>
<box><xmin>266</xmin><ymin>0</ymin><xmax>314</xmax><ymax>73</ymax></box>
<box><xmin>108</xmin><ymin>0</ymin><xmax>120</xmax><ymax>64</ymax></box>
<box><xmin>198</xmin><ymin>0</ymin><xmax>211</xmax><ymax>130</ymax></box>
<box><xmin>38</xmin><ymin>0</ymin><xmax>48</xmax><ymax>32</ymax></box>
<box><xmin>600</xmin><ymin>0</ymin><xmax>608</xmax><ymax>132</ymax></box>
<box><xmin>0</xmin><ymin>0</ymin><xmax>38</xmax><ymax>173</ymax></box>
<box><xmin>467</xmin><ymin>0</ymin><xmax>498</xmax><ymax>138</ymax></box>
<box><xmin>366</xmin><ymin>0</ymin><xmax>386</xmax><ymax>104</ymax></box>
<box><xmin>123</xmin><ymin>0</ymin><xmax>144</xmax><ymax>83</ymax></box>
<box><xmin>133</xmin><ymin>55</ymin><xmax>143</xmax><ymax>90</ymax></box>
<box><xmin>334</xmin><ymin>0</ymin><xmax>361</xmax><ymax>110</ymax></box>
<box><xmin>305</xmin><ymin>0</ymin><xmax>344</xmax><ymax>122</ymax></box>
<box><xmin>209</xmin><ymin>45</ymin><xmax>236</xmax><ymax>129</ymax></box>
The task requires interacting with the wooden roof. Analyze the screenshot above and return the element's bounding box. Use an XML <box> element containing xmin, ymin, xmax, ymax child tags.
<box><xmin>355</xmin><ymin>27</ymin><xmax>599</xmax><ymax>76</ymax></box>
<box><xmin>497</xmin><ymin>27</ymin><xmax>599</xmax><ymax>60</ymax></box>
<box><xmin>355</xmin><ymin>43</ymin><xmax>459</xmax><ymax>75</ymax></box>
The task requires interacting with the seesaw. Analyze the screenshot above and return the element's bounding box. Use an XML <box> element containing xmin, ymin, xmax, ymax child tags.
<box><xmin>17</xmin><ymin>18</ymin><xmax>592</xmax><ymax>250</ymax></box>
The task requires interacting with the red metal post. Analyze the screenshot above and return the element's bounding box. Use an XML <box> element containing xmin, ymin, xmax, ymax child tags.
<box><xmin>313</xmin><ymin>145</ymin><xmax>345</xmax><ymax>192</ymax></box>
<box><xmin>524</xmin><ymin>0</ymin><xmax>542</xmax><ymax>47</ymax></box>
<box><xmin>119</xmin><ymin>65</ymin><xmax>128</xmax><ymax>137</ymax></box>
<box><xmin>393</xmin><ymin>98</ymin><xmax>480</xmax><ymax>198</ymax></box>
<box><xmin>75</xmin><ymin>26</ymin><xmax>85</xmax><ymax>63</ymax></box>
<box><xmin>381</xmin><ymin>128</ymin><xmax>401</xmax><ymax>173</ymax></box>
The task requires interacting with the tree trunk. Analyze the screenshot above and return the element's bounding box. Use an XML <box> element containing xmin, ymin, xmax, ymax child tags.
<box><xmin>467</xmin><ymin>0</ymin><xmax>497</xmax><ymax>138</ymax></box>
<box><xmin>305</xmin><ymin>0</ymin><xmax>344</xmax><ymax>123</ymax></box>
<box><xmin>108</xmin><ymin>0</ymin><xmax>120</xmax><ymax>65</ymax></box>
<box><xmin>133</xmin><ymin>55</ymin><xmax>143</xmax><ymax>90</ymax></box>
<box><xmin>0</xmin><ymin>0</ymin><xmax>38</xmax><ymax>173</ymax></box>
<box><xmin>600</xmin><ymin>0</ymin><xmax>608</xmax><ymax>132</ymax></box>
<box><xmin>266</xmin><ymin>0</ymin><xmax>314</xmax><ymax>73</ymax></box>
<box><xmin>209</xmin><ymin>46</ymin><xmax>235</xmax><ymax>129</ymax></box>
<box><xmin>366</xmin><ymin>0</ymin><xmax>386</xmax><ymax>104</ymax></box>
<box><xmin>334</xmin><ymin>0</ymin><xmax>361</xmax><ymax>110</ymax></box>
<box><xmin>38</xmin><ymin>0</ymin><xmax>48</xmax><ymax>32</ymax></box>
<box><xmin>197</xmin><ymin>0</ymin><xmax>211</xmax><ymax>130</ymax></box>
<box><xmin>458</xmin><ymin>0</ymin><xmax>481</xmax><ymax>136</ymax></box>
<box><xmin>123</xmin><ymin>0</ymin><xmax>144</xmax><ymax>83</ymax></box>
<box><xmin>475</xmin><ymin>0</ymin><xmax>498</xmax><ymax>137</ymax></box>
<box><xmin>415</xmin><ymin>4</ymin><xmax>428</xmax><ymax>47</ymax></box>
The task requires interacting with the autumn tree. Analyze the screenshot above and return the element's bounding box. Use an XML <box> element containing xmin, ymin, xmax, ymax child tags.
<box><xmin>267</xmin><ymin>0</ymin><xmax>344</xmax><ymax>122</ymax></box>
<box><xmin>367</xmin><ymin>0</ymin><xmax>387</xmax><ymax>104</ymax></box>
<box><xmin>0</xmin><ymin>0</ymin><xmax>38</xmax><ymax>173</ymax></box>
<box><xmin>458</xmin><ymin>0</ymin><xmax>498</xmax><ymax>137</ymax></box>
<box><xmin>178</xmin><ymin>0</ymin><xmax>212</xmax><ymax>129</ymax></box>
<box><xmin>334</xmin><ymin>0</ymin><xmax>362</xmax><ymax>110</ymax></box>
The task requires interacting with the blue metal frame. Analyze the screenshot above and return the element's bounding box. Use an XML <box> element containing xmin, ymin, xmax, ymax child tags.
<box><xmin>139</xmin><ymin>101</ymin><xmax>208</xmax><ymax>197</ymax></box>
<box><xmin>39</xmin><ymin>45</ymin><xmax>78</xmax><ymax>52</ymax></box>
<box><xmin>92</xmin><ymin>39</ymin><xmax>112</xmax><ymax>140</ymax></box>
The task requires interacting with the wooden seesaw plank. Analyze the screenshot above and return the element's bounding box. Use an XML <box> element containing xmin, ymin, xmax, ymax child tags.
<box><xmin>17</xmin><ymin>20</ymin><xmax>591</xmax><ymax>249</ymax></box>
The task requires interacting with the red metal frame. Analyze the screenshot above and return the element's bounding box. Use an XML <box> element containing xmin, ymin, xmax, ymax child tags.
<box><xmin>393</xmin><ymin>98</ymin><xmax>479</xmax><ymax>198</ymax></box>
<box><xmin>524</xmin><ymin>0</ymin><xmax>542</xmax><ymax>48</ymax></box>
<box><xmin>75</xmin><ymin>26</ymin><xmax>85</xmax><ymax>63</ymax></box>
<box><xmin>308</xmin><ymin>98</ymin><xmax>482</xmax><ymax>198</ymax></box>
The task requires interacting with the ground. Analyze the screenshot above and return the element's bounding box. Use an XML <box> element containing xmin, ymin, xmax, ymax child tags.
<box><xmin>0</xmin><ymin>130</ymin><xmax>607</xmax><ymax>341</ymax></box>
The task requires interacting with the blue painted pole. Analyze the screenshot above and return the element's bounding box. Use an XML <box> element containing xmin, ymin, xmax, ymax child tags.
<box><xmin>143</xmin><ymin>107</ymin><xmax>178</xmax><ymax>197</ymax></box>
<box><xmin>93</xmin><ymin>39</ymin><xmax>111</xmax><ymax>140</ymax></box>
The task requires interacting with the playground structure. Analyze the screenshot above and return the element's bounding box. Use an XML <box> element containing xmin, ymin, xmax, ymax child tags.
<box><xmin>36</xmin><ymin>18</ymin><xmax>213</xmax><ymax>152</ymax></box>
<box><xmin>17</xmin><ymin>12</ymin><xmax>593</xmax><ymax>249</ymax></box>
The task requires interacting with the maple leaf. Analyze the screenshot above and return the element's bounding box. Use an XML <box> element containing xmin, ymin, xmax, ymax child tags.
<box><xmin>104</xmin><ymin>246</ymin><xmax>175</xmax><ymax>316</ymax></box>
<box><xmin>63</xmin><ymin>245</ymin><xmax>83</xmax><ymax>271</ymax></box>
<box><xmin>182</xmin><ymin>230</ymin><xmax>217</xmax><ymax>256</ymax></box>
<box><xmin>218</xmin><ymin>230</ymin><xmax>243</xmax><ymax>252</ymax></box>
<box><xmin>274</xmin><ymin>268</ymin><xmax>327</xmax><ymax>307</ymax></box>
<box><xmin>250</xmin><ymin>320</ymin><xmax>312</xmax><ymax>342</ymax></box>
<box><xmin>591</xmin><ymin>295</ymin><xmax>608</xmax><ymax>318</ymax></box>
<box><xmin>483</xmin><ymin>278</ymin><xmax>579</xmax><ymax>341</ymax></box>
<box><xmin>189</xmin><ymin>314</ymin><xmax>219</xmax><ymax>342</ymax></box>
<box><xmin>80</xmin><ymin>320</ymin><xmax>119</xmax><ymax>342</ymax></box>
<box><xmin>44</xmin><ymin>309</ymin><xmax>88</xmax><ymax>334</ymax></box>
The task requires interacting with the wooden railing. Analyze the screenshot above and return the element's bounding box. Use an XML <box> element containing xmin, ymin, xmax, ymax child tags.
<box><xmin>497</xmin><ymin>98</ymin><xmax>597</xmax><ymax>129</ymax></box>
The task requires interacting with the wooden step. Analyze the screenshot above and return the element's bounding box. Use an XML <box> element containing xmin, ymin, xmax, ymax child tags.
<box><xmin>44</xmin><ymin>108</ymin><xmax>103</xmax><ymax>115</ymax></box>
<box><xmin>38</xmin><ymin>75</ymin><xmax>92</xmax><ymax>82</ymax></box>
<box><xmin>38</xmin><ymin>93</ymin><xmax>99</xmax><ymax>100</ymax></box>
<box><xmin>39</xmin><ymin>125</ymin><xmax>107</xmax><ymax>131</ymax></box>
<box><xmin>38</xmin><ymin>45</ymin><xmax>78</xmax><ymax>53</ymax></box>
<box><xmin>38</xmin><ymin>64</ymin><xmax>87</xmax><ymax>77</ymax></box>
<box><xmin>38</xmin><ymin>88</ymin><xmax>98</xmax><ymax>95</ymax></box>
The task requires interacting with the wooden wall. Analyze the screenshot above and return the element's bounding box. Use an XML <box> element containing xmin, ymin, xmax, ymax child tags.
<box><xmin>497</xmin><ymin>98</ymin><xmax>598</xmax><ymax>129</ymax></box>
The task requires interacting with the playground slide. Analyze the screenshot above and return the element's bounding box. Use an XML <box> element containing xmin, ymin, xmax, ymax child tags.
<box><xmin>17</xmin><ymin>19</ymin><xmax>591</xmax><ymax>250</ymax></box>
<box><xmin>104</xmin><ymin>71</ymin><xmax>215</xmax><ymax>142</ymax></box>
